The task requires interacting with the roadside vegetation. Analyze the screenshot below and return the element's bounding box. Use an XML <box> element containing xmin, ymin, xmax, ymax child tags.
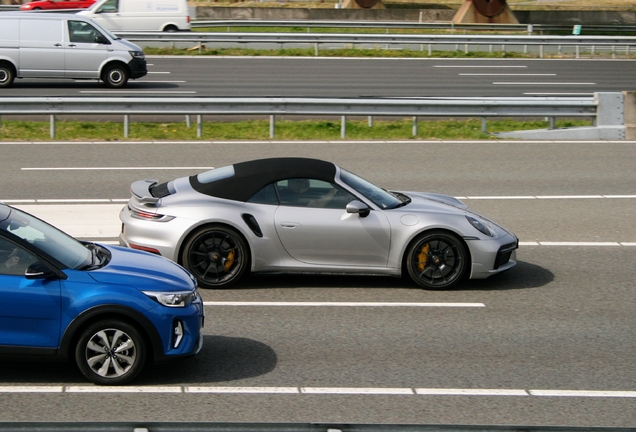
<box><xmin>0</xmin><ymin>118</ymin><xmax>591</xmax><ymax>141</ymax></box>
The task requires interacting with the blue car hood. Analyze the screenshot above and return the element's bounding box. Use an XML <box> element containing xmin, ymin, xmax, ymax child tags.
<box><xmin>87</xmin><ymin>245</ymin><xmax>195</xmax><ymax>292</ymax></box>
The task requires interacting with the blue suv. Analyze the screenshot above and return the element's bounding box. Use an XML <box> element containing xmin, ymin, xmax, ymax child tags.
<box><xmin>0</xmin><ymin>203</ymin><xmax>203</xmax><ymax>385</ymax></box>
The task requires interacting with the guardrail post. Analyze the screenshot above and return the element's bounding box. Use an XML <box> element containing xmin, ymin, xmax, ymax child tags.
<box><xmin>50</xmin><ymin>115</ymin><xmax>55</xmax><ymax>139</ymax></box>
<box><xmin>575</xmin><ymin>45</ymin><xmax>580</xmax><ymax>59</ymax></box>
<box><xmin>540</xmin><ymin>45</ymin><xmax>544</xmax><ymax>58</ymax></box>
<box><xmin>270</xmin><ymin>115</ymin><xmax>275</xmax><ymax>139</ymax></box>
<box><xmin>368</xmin><ymin>116</ymin><xmax>373</xmax><ymax>127</ymax></box>
<box><xmin>341</xmin><ymin>116</ymin><xmax>346</xmax><ymax>139</ymax></box>
<box><xmin>428</xmin><ymin>44</ymin><xmax>432</xmax><ymax>56</ymax></box>
<box><xmin>412</xmin><ymin>116</ymin><xmax>418</xmax><ymax>136</ymax></box>
<box><xmin>0</xmin><ymin>115</ymin><xmax>2</xmax><ymax>129</ymax></box>
<box><xmin>197</xmin><ymin>115</ymin><xmax>202</xmax><ymax>138</ymax></box>
<box><xmin>186</xmin><ymin>115</ymin><xmax>191</xmax><ymax>128</ymax></box>
<box><xmin>315</xmin><ymin>43</ymin><xmax>319</xmax><ymax>56</ymax></box>
<box><xmin>124</xmin><ymin>115</ymin><xmax>129</xmax><ymax>138</ymax></box>
<box><xmin>612</xmin><ymin>45</ymin><xmax>616</xmax><ymax>59</ymax></box>
<box><xmin>548</xmin><ymin>117</ymin><xmax>555</xmax><ymax>129</ymax></box>
<box><xmin>481</xmin><ymin>117</ymin><xmax>487</xmax><ymax>133</ymax></box>
<box><xmin>624</xmin><ymin>91</ymin><xmax>636</xmax><ymax>140</ymax></box>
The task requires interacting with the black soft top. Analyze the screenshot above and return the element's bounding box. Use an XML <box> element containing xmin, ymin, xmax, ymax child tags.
<box><xmin>189</xmin><ymin>157</ymin><xmax>338</xmax><ymax>202</ymax></box>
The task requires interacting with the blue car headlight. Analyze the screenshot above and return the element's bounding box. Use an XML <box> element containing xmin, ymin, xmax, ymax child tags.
<box><xmin>143</xmin><ymin>290</ymin><xmax>197</xmax><ymax>307</ymax></box>
<box><xmin>466</xmin><ymin>215</ymin><xmax>493</xmax><ymax>237</ymax></box>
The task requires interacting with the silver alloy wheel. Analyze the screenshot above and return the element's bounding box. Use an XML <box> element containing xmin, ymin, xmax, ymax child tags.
<box><xmin>84</xmin><ymin>328</ymin><xmax>137</xmax><ymax>378</ymax></box>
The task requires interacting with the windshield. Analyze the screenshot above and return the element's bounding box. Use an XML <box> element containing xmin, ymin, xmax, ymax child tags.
<box><xmin>339</xmin><ymin>169</ymin><xmax>403</xmax><ymax>209</ymax></box>
<box><xmin>0</xmin><ymin>206</ymin><xmax>92</xmax><ymax>270</ymax></box>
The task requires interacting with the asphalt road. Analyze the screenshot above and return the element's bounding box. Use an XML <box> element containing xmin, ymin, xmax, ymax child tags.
<box><xmin>1</xmin><ymin>57</ymin><xmax>635</xmax><ymax>97</ymax></box>
<box><xmin>0</xmin><ymin>140</ymin><xmax>634</xmax><ymax>427</ymax></box>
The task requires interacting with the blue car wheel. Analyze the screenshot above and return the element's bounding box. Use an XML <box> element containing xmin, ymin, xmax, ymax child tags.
<box><xmin>75</xmin><ymin>320</ymin><xmax>147</xmax><ymax>385</ymax></box>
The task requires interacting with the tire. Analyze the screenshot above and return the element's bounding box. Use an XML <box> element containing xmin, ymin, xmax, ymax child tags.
<box><xmin>181</xmin><ymin>225</ymin><xmax>249</xmax><ymax>289</ymax></box>
<box><xmin>102</xmin><ymin>64</ymin><xmax>129</xmax><ymax>88</ymax></box>
<box><xmin>163</xmin><ymin>25</ymin><xmax>178</xmax><ymax>32</ymax></box>
<box><xmin>75</xmin><ymin>320</ymin><xmax>146</xmax><ymax>385</ymax></box>
<box><xmin>0</xmin><ymin>62</ymin><xmax>16</xmax><ymax>88</ymax></box>
<box><xmin>405</xmin><ymin>230</ymin><xmax>469</xmax><ymax>290</ymax></box>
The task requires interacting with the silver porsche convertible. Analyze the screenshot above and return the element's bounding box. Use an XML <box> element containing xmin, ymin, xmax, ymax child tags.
<box><xmin>119</xmin><ymin>158</ymin><xmax>518</xmax><ymax>290</ymax></box>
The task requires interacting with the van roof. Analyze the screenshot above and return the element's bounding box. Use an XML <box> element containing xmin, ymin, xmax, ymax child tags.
<box><xmin>0</xmin><ymin>12</ymin><xmax>90</xmax><ymax>20</ymax></box>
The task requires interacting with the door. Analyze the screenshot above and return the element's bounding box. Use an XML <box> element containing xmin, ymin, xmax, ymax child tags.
<box><xmin>87</xmin><ymin>0</ymin><xmax>122</xmax><ymax>31</ymax></box>
<box><xmin>18</xmin><ymin>18</ymin><xmax>65</xmax><ymax>78</ymax></box>
<box><xmin>0</xmin><ymin>237</ymin><xmax>61</xmax><ymax>349</ymax></box>
<box><xmin>273</xmin><ymin>179</ymin><xmax>391</xmax><ymax>267</ymax></box>
<box><xmin>65</xmin><ymin>20</ymin><xmax>110</xmax><ymax>78</ymax></box>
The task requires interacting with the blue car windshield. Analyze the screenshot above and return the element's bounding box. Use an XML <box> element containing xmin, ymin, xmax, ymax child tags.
<box><xmin>339</xmin><ymin>169</ymin><xmax>403</xmax><ymax>209</ymax></box>
<box><xmin>0</xmin><ymin>207</ymin><xmax>92</xmax><ymax>270</ymax></box>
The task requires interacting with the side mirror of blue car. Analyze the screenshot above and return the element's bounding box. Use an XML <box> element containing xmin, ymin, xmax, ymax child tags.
<box><xmin>25</xmin><ymin>262</ymin><xmax>57</xmax><ymax>280</ymax></box>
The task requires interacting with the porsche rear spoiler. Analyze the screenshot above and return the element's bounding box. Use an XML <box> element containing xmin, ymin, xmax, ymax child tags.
<box><xmin>130</xmin><ymin>178</ymin><xmax>160</xmax><ymax>205</ymax></box>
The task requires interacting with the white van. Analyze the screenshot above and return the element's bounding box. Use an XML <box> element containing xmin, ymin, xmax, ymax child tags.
<box><xmin>0</xmin><ymin>12</ymin><xmax>147</xmax><ymax>88</ymax></box>
<box><xmin>78</xmin><ymin>0</ymin><xmax>191</xmax><ymax>32</ymax></box>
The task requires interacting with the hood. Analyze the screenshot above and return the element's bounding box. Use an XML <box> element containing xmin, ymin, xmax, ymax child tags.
<box><xmin>88</xmin><ymin>245</ymin><xmax>196</xmax><ymax>292</ymax></box>
<box><xmin>395</xmin><ymin>191</ymin><xmax>468</xmax><ymax>214</ymax></box>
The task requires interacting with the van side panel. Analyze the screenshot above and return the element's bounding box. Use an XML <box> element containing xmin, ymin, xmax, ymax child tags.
<box><xmin>85</xmin><ymin>0</ymin><xmax>190</xmax><ymax>31</ymax></box>
<box><xmin>19</xmin><ymin>19</ymin><xmax>66</xmax><ymax>78</ymax></box>
<box><xmin>0</xmin><ymin>19</ymin><xmax>20</xmax><ymax>73</ymax></box>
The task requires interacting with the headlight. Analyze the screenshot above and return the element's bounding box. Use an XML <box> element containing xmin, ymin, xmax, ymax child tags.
<box><xmin>143</xmin><ymin>290</ymin><xmax>197</xmax><ymax>307</ymax></box>
<box><xmin>466</xmin><ymin>215</ymin><xmax>492</xmax><ymax>237</ymax></box>
<box><xmin>129</xmin><ymin>50</ymin><xmax>145</xmax><ymax>60</ymax></box>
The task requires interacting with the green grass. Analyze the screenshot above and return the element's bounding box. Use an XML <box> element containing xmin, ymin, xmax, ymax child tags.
<box><xmin>0</xmin><ymin>118</ymin><xmax>592</xmax><ymax>141</ymax></box>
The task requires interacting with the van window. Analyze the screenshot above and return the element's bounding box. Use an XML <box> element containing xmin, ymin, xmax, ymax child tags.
<box><xmin>68</xmin><ymin>21</ymin><xmax>105</xmax><ymax>44</ymax></box>
<box><xmin>97</xmin><ymin>0</ymin><xmax>118</xmax><ymax>13</ymax></box>
<box><xmin>20</xmin><ymin>19</ymin><xmax>64</xmax><ymax>42</ymax></box>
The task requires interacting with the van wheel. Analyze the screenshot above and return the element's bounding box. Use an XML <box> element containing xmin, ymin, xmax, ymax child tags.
<box><xmin>103</xmin><ymin>64</ymin><xmax>129</xmax><ymax>88</ymax></box>
<box><xmin>0</xmin><ymin>63</ymin><xmax>15</xmax><ymax>88</ymax></box>
<box><xmin>163</xmin><ymin>25</ymin><xmax>178</xmax><ymax>32</ymax></box>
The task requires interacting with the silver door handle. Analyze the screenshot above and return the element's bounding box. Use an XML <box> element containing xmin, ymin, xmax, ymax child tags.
<box><xmin>280</xmin><ymin>222</ymin><xmax>300</xmax><ymax>228</ymax></box>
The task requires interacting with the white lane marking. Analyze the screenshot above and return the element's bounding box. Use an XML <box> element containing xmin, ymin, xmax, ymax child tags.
<box><xmin>21</xmin><ymin>167</ymin><xmax>214</xmax><ymax>171</ymax></box>
<box><xmin>79</xmin><ymin>91</ymin><xmax>197</xmax><ymax>94</ymax></box>
<box><xmin>137</xmin><ymin>80</ymin><xmax>186</xmax><ymax>83</ymax></box>
<box><xmin>66</xmin><ymin>386</ymin><xmax>183</xmax><ymax>393</ymax></box>
<box><xmin>524</xmin><ymin>92</ymin><xmax>594</xmax><ymax>96</ymax></box>
<box><xmin>530</xmin><ymin>390</ymin><xmax>636</xmax><ymax>398</ymax></box>
<box><xmin>203</xmin><ymin>302</ymin><xmax>485</xmax><ymax>308</ymax></box>
<box><xmin>186</xmin><ymin>387</ymin><xmax>298</xmax><ymax>394</ymax></box>
<box><xmin>494</xmin><ymin>82</ymin><xmax>596</xmax><ymax>85</ymax></box>
<box><xmin>434</xmin><ymin>65</ymin><xmax>527</xmax><ymax>68</ymax></box>
<box><xmin>0</xmin><ymin>386</ymin><xmax>633</xmax><ymax>397</ymax></box>
<box><xmin>520</xmin><ymin>242</ymin><xmax>635</xmax><ymax>247</ymax></box>
<box><xmin>302</xmin><ymin>387</ymin><xmax>414</xmax><ymax>395</ymax></box>
<box><xmin>460</xmin><ymin>73</ymin><xmax>556</xmax><ymax>76</ymax></box>
<box><xmin>415</xmin><ymin>388</ymin><xmax>528</xmax><ymax>396</ymax></box>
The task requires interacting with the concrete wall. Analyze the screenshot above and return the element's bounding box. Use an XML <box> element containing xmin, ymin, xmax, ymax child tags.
<box><xmin>195</xmin><ymin>7</ymin><xmax>636</xmax><ymax>24</ymax></box>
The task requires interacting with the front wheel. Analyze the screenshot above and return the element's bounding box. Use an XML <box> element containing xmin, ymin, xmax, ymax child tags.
<box><xmin>102</xmin><ymin>64</ymin><xmax>129</xmax><ymax>88</ymax></box>
<box><xmin>75</xmin><ymin>320</ymin><xmax>146</xmax><ymax>385</ymax></box>
<box><xmin>0</xmin><ymin>63</ymin><xmax>16</xmax><ymax>88</ymax></box>
<box><xmin>406</xmin><ymin>230</ymin><xmax>469</xmax><ymax>290</ymax></box>
<box><xmin>181</xmin><ymin>225</ymin><xmax>249</xmax><ymax>289</ymax></box>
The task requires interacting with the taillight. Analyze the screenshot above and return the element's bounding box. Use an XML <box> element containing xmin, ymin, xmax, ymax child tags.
<box><xmin>128</xmin><ymin>205</ymin><xmax>174</xmax><ymax>222</ymax></box>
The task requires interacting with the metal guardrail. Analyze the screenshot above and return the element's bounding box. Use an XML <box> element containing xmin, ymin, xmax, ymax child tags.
<box><xmin>0</xmin><ymin>95</ymin><xmax>598</xmax><ymax>139</ymax></box>
<box><xmin>191</xmin><ymin>19</ymin><xmax>636</xmax><ymax>35</ymax></box>
<box><xmin>118</xmin><ymin>31</ymin><xmax>636</xmax><ymax>47</ymax></box>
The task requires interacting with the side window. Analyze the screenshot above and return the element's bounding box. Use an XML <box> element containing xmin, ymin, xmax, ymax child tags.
<box><xmin>275</xmin><ymin>179</ymin><xmax>356</xmax><ymax>209</ymax></box>
<box><xmin>68</xmin><ymin>20</ymin><xmax>103</xmax><ymax>44</ymax></box>
<box><xmin>248</xmin><ymin>183</ymin><xmax>279</xmax><ymax>205</ymax></box>
<box><xmin>0</xmin><ymin>237</ymin><xmax>37</xmax><ymax>277</ymax></box>
<box><xmin>97</xmin><ymin>0</ymin><xmax>118</xmax><ymax>13</ymax></box>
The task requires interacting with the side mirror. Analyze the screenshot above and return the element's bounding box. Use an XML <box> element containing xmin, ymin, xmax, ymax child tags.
<box><xmin>95</xmin><ymin>35</ymin><xmax>109</xmax><ymax>44</ymax></box>
<box><xmin>25</xmin><ymin>262</ymin><xmax>57</xmax><ymax>280</ymax></box>
<box><xmin>346</xmin><ymin>200</ymin><xmax>371</xmax><ymax>218</ymax></box>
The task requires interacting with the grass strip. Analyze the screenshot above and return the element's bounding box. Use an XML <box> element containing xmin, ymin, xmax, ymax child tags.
<box><xmin>0</xmin><ymin>118</ymin><xmax>592</xmax><ymax>141</ymax></box>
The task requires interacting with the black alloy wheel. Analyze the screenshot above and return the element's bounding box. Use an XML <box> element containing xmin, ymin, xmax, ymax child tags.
<box><xmin>181</xmin><ymin>225</ymin><xmax>248</xmax><ymax>289</ymax></box>
<box><xmin>406</xmin><ymin>230</ymin><xmax>469</xmax><ymax>290</ymax></box>
<box><xmin>0</xmin><ymin>63</ymin><xmax>15</xmax><ymax>88</ymax></box>
<box><xmin>75</xmin><ymin>320</ymin><xmax>146</xmax><ymax>385</ymax></box>
<box><xmin>102</xmin><ymin>64</ymin><xmax>129</xmax><ymax>88</ymax></box>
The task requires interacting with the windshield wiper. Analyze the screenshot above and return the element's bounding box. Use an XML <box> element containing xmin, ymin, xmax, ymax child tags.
<box><xmin>390</xmin><ymin>192</ymin><xmax>412</xmax><ymax>209</ymax></box>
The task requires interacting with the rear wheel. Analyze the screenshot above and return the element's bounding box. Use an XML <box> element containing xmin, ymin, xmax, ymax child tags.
<box><xmin>75</xmin><ymin>320</ymin><xmax>146</xmax><ymax>385</ymax></box>
<box><xmin>102</xmin><ymin>64</ymin><xmax>129</xmax><ymax>88</ymax></box>
<box><xmin>181</xmin><ymin>225</ymin><xmax>249</xmax><ymax>289</ymax></box>
<box><xmin>406</xmin><ymin>230</ymin><xmax>469</xmax><ymax>290</ymax></box>
<box><xmin>0</xmin><ymin>62</ymin><xmax>16</xmax><ymax>88</ymax></box>
<box><xmin>163</xmin><ymin>25</ymin><xmax>178</xmax><ymax>32</ymax></box>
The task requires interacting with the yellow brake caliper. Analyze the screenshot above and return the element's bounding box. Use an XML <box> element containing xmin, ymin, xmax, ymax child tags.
<box><xmin>224</xmin><ymin>249</ymin><xmax>235</xmax><ymax>271</ymax></box>
<box><xmin>417</xmin><ymin>243</ymin><xmax>430</xmax><ymax>272</ymax></box>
